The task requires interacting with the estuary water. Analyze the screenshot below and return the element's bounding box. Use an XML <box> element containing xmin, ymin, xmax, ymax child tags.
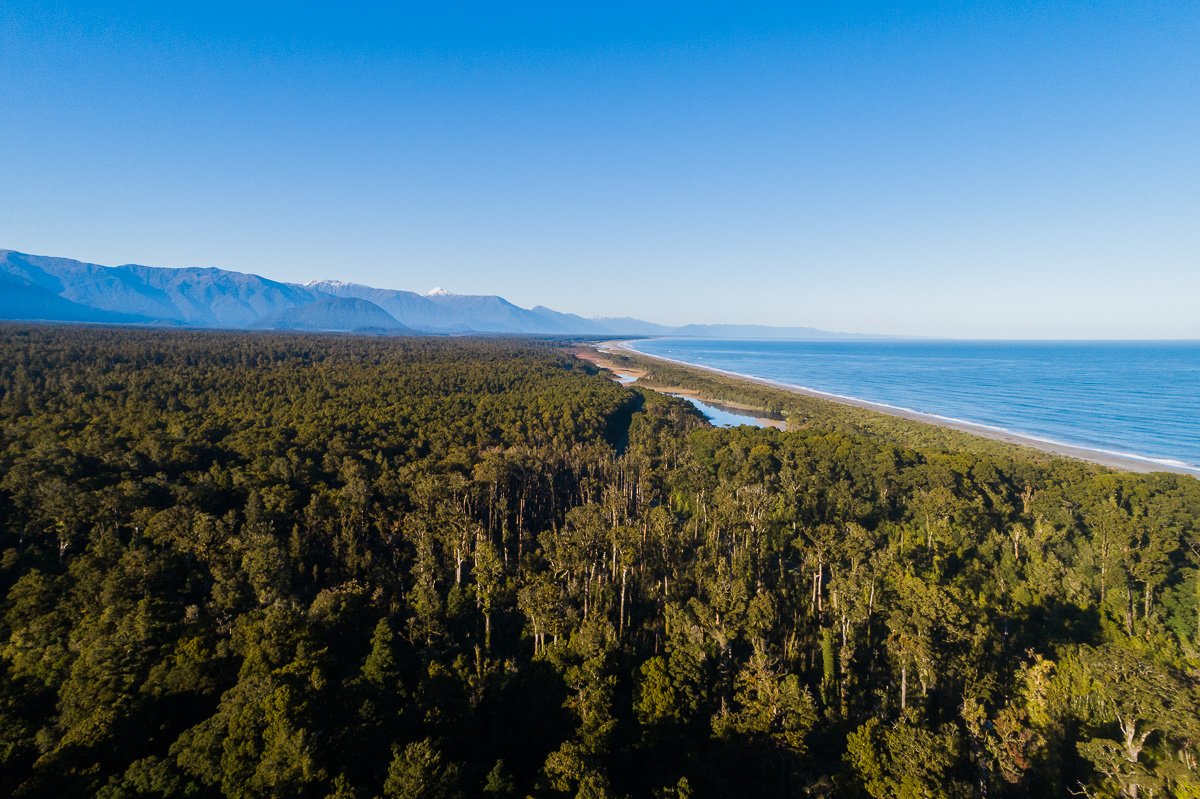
<box><xmin>627</xmin><ymin>338</ymin><xmax>1200</xmax><ymax>474</ymax></box>
<box><xmin>669</xmin><ymin>394</ymin><xmax>772</xmax><ymax>428</ymax></box>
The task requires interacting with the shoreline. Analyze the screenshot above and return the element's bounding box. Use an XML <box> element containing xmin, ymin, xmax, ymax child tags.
<box><xmin>602</xmin><ymin>340</ymin><xmax>1200</xmax><ymax>477</ymax></box>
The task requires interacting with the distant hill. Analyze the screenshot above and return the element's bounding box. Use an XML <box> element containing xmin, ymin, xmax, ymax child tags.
<box><xmin>422</xmin><ymin>292</ymin><xmax>564</xmax><ymax>335</ymax></box>
<box><xmin>305</xmin><ymin>281</ymin><xmax>469</xmax><ymax>332</ymax></box>
<box><xmin>0</xmin><ymin>248</ymin><xmax>871</xmax><ymax>338</ymax></box>
<box><xmin>529</xmin><ymin>306</ymin><xmax>612</xmax><ymax>336</ymax></box>
<box><xmin>1</xmin><ymin>250</ymin><xmax>319</xmax><ymax>327</ymax></box>
<box><xmin>0</xmin><ymin>271</ymin><xmax>156</xmax><ymax>325</ymax></box>
<box><xmin>259</xmin><ymin>297</ymin><xmax>412</xmax><ymax>332</ymax></box>
<box><xmin>591</xmin><ymin>317</ymin><xmax>676</xmax><ymax>336</ymax></box>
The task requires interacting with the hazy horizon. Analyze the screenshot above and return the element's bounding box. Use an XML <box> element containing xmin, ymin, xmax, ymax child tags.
<box><xmin>3</xmin><ymin>2</ymin><xmax>1197</xmax><ymax>338</ymax></box>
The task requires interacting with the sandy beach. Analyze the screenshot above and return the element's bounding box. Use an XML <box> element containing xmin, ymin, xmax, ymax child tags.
<box><xmin>573</xmin><ymin>347</ymin><xmax>646</xmax><ymax>383</ymax></box>
<box><xmin>591</xmin><ymin>341</ymin><xmax>1199</xmax><ymax>477</ymax></box>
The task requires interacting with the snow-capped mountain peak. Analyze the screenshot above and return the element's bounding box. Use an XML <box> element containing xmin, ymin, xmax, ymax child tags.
<box><xmin>307</xmin><ymin>279</ymin><xmax>359</xmax><ymax>289</ymax></box>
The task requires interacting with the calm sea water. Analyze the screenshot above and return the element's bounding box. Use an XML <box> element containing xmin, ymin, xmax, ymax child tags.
<box><xmin>628</xmin><ymin>338</ymin><xmax>1200</xmax><ymax>473</ymax></box>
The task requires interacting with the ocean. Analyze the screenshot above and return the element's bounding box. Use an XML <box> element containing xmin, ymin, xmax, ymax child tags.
<box><xmin>627</xmin><ymin>338</ymin><xmax>1200</xmax><ymax>474</ymax></box>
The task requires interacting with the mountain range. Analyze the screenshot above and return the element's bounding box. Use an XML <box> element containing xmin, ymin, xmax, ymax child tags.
<box><xmin>0</xmin><ymin>249</ymin><xmax>864</xmax><ymax>338</ymax></box>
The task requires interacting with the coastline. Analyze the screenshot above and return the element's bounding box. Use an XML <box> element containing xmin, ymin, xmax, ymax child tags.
<box><xmin>600</xmin><ymin>339</ymin><xmax>1200</xmax><ymax>477</ymax></box>
<box><xmin>573</xmin><ymin>346</ymin><xmax>786</xmax><ymax>430</ymax></box>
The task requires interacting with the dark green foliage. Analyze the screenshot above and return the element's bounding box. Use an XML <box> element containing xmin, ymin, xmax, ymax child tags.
<box><xmin>0</xmin><ymin>326</ymin><xmax>1198</xmax><ymax>798</ymax></box>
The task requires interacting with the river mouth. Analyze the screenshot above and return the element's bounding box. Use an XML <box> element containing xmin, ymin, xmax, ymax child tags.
<box><xmin>669</xmin><ymin>393</ymin><xmax>784</xmax><ymax>430</ymax></box>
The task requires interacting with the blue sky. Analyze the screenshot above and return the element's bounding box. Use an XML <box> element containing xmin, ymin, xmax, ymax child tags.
<box><xmin>1</xmin><ymin>1</ymin><xmax>1197</xmax><ymax>337</ymax></box>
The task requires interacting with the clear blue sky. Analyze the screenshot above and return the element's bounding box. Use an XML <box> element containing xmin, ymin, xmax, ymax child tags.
<box><xmin>2</xmin><ymin>2</ymin><xmax>1197</xmax><ymax>337</ymax></box>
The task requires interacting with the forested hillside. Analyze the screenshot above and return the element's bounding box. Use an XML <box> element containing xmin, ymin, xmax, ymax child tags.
<box><xmin>1</xmin><ymin>326</ymin><xmax>1198</xmax><ymax>798</ymax></box>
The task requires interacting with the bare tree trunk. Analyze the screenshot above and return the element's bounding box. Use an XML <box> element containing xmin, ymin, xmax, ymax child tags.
<box><xmin>619</xmin><ymin>567</ymin><xmax>627</xmax><ymax>638</ymax></box>
<box><xmin>1125</xmin><ymin>586</ymin><xmax>1135</xmax><ymax>636</ymax></box>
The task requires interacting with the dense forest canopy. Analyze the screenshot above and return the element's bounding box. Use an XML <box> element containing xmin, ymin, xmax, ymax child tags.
<box><xmin>1</xmin><ymin>326</ymin><xmax>1198</xmax><ymax>798</ymax></box>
